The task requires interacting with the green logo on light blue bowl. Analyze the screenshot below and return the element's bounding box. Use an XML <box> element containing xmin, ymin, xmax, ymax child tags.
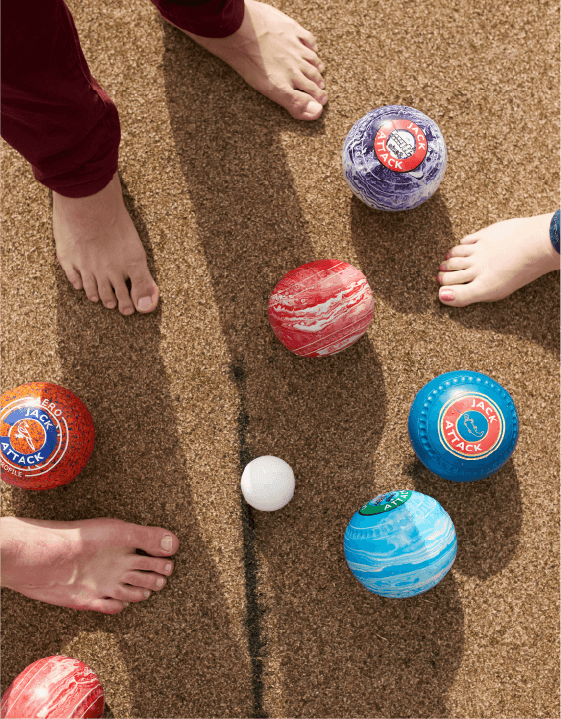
<box><xmin>359</xmin><ymin>490</ymin><xmax>412</xmax><ymax>515</ymax></box>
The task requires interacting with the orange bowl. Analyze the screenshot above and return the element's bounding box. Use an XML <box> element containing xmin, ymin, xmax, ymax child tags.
<box><xmin>1</xmin><ymin>382</ymin><xmax>95</xmax><ymax>490</ymax></box>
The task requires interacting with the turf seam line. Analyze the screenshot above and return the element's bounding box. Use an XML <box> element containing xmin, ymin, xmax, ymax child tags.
<box><xmin>232</xmin><ymin>359</ymin><xmax>268</xmax><ymax>719</ymax></box>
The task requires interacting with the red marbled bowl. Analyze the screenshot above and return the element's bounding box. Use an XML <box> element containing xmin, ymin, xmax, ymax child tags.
<box><xmin>268</xmin><ymin>259</ymin><xmax>375</xmax><ymax>357</ymax></box>
<box><xmin>1</xmin><ymin>656</ymin><xmax>104</xmax><ymax>719</ymax></box>
<box><xmin>1</xmin><ymin>382</ymin><xmax>95</xmax><ymax>490</ymax></box>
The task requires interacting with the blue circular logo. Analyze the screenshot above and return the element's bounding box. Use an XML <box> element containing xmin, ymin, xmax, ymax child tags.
<box><xmin>456</xmin><ymin>410</ymin><xmax>489</xmax><ymax>442</ymax></box>
<box><xmin>1</xmin><ymin>406</ymin><xmax>60</xmax><ymax>468</ymax></box>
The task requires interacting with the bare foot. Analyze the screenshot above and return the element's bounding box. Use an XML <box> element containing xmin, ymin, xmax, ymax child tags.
<box><xmin>172</xmin><ymin>0</ymin><xmax>327</xmax><ymax>120</ymax></box>
<box><xmin>53</xmin><ymin>172</ymin><xmax>159</xmax><ymax>315</ymax></box>
<box><xmin>437</xmin><ymin>213</ymin><xmax>560</xmax><ymax>307</ymax></box>
<box><xmin>0</xmin><ymin>517</ymin><xmax>179</xmax><ymax>614</ymax></box>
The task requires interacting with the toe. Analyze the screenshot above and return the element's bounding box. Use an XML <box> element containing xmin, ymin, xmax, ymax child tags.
<box><xmin>59</xmin><ymin>260</ymin><xmax>84</xmax><ymax>291</ymax></box>
<box><xmin>132</xmin><ymin>555</ymin><xmax>174</xmax><ymax>576</ymax></box>
<box><xmin>302</xmin><ymin>48</ymin><xmax>326</xmax><ymax>75</ymax></box>
<box><xmin>88</xmin><ymin>598</ymin><xmax>128</xmax><ymax>614</ymax></box>
<box><xmin>311</xmin><ymin>57</ymin><xmax>326</xmax><ymax>74</ymax></box>
<box><xmin>128</xmin><ymin>265</ymin><xmax>159</xmax><ymax>314</ymax></box>
<box><xmin>439</xmin><ymin>283</ymin><xmax>483</xmax><ymax>307</ymax></box>
<box><xmin>283</xmin><ymin>86</ymin><xmax>325</xmax><ymax>121</ymax></box>
<box><xmin>302</xmin><ymin>99</ymin><xmax>324</xmax><ymax>120</ymax></box>
<box><xmin>298</xmin><ymin>28</ymin><xmax>318</xmax><ymax>53</ymax></box>
<box><xmin>122</xmin><ymin>570</ymin><xmax>167</xmax><ymax>591</ymax></box>
<box><xmin>300</xmin><ymin>61</ymin><xmax>326</xmax><ymax>89</ymax></box>
<box><xmin>114</xmin><ymin>585</ymin><xmax>152</xmax><ymax>603</ymax></box>
<box><xmin>111</xmin><ymin>276</ymin><xmax>135</xmax><ymax>316</ymax></box>
<box><xmin>97</xmin><ymin>278</ymin><xmax>118</xmax><ymax>310</ymax></box>
<box><xmin>126</xmin><ymin>525</ymin><xmax>180</xmax><ymax>557</ymax></box>
<box><xmin>438</xmin><ymin>268</ymin><xmax>475</xmax><ymax>285</ymax></box>
<box><xmin>439</xmin><ymin>287</ymin><xmax>457</xmax><ymax>305</ymax></box>
<box><xmin>81</xmin><ymin>271</ymin><xmax>100</xmax><ymax>303</ymax></box>
<box><xmin>447</xmin><ymin>244</ymin><xmax>473</xmax><ymax>258</ymax></box>
<box><xmin>439</xmin><ymin>256</ymin><xmax>471</xmax><ymax>272</ymax></box>
<box><xmin>296</xmin><ymin>97</ymin><xmax>324</xmax><ymax>121</ymax></box>
<box><xmin>294</xmin><ymin>73</ymin><xmax>328</xmax><ymax>104</ymax></box>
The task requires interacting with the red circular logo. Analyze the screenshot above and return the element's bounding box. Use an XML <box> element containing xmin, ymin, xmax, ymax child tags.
<box><xmin>374</xmin><ymin>119</ymin><xmax>427</xmax><ymax>172</ymax></box>
<box><xmin>438</xmin><ymin>393</ymin><xmax>505</xmax><ymax>459</ymax></box>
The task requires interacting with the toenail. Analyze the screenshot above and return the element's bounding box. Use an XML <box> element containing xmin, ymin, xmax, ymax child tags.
<box><xmin>156</xmin><ymin>577</ymin><xmax>164</xmax><ymax>587</ymax></box>
<box><xmin>165</xmin><ymin>563</ymin><xmax>172</xmax><ymax>572</ymax></box>
<box><xmin>105</xmin><ymin>301</ymin><xmax>116</xmax><ymax>309</ymax></box>
<box><xmin>137</xmin><ymin>296</ymin><xmax>153</xmax><ymax>311</ymax></box>
<box><xmin>161</xmin><ymin>535</ymin><xmax>173</xmax><ymax>552</ymax></box>
<box><xmin>144</xmin><ymin>590</ymin><xmax>150</xmax><ymax>598</ymax></box>
<box><xmin>89</xmin><ymin>295</ymin><xmax>99</xmax><ymax>302</ymax></box>
<box><xmin>441</xmin><ymin>291</ymin><xmax>455</xmax><ymax>301</ymax></box>
<box><xmin>123</xmin><ymin>602</ymin><xmax>129</xmax><ymax>607</ymax></box>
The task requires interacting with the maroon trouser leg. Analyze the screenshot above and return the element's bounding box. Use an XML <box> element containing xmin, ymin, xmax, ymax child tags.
<box><xmin>1</xmin><ymin>0</ymin><xmax>244</xmax><ymax>198</ymax></box>
<box><xmin>153</xmin><ymin>0</ymin><xmax>244</xmax><ymax>38</ymax></box>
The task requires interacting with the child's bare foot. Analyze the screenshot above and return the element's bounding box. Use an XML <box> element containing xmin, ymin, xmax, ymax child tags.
<box><xmin>0</xmin><ymin>517</ymin><xmax>179</xmax><ymax>614</ymax></box>
<box><xmin>53</xmin><ymin>172</ymin><xmax>159</xmax><ymax>315</ymax></box>
<box><xmin>173</xmin><ymin>0</ymin><xmax>327</xmax><ymax>120</ymax></box>
<box><xmin>437</xmin><ymin>213</ymin><xmax>560</xmax><ymax>307</ymax></box>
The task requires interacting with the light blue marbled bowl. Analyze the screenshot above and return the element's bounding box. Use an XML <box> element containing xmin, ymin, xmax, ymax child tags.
<box><xmin>344</xmin><ymin>490</ymin><xmax>457</xmax><ymax>598</ymax></box>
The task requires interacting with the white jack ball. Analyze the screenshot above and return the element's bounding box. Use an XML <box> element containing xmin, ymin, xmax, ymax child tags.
<box><xmin>241</xmin><ymin>456</ymin><xmax>295</xmax><ymax>511</ymax></box>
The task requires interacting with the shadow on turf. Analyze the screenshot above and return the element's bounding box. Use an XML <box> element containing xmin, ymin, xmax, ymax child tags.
<box><xmin>351</xmin><ymin>191</ymin><xmax>454</xmax><ymax>315</ymax></box>
<box><xmin>404</xmin><ymin>457</ymin><xmax>522</xmax><ymax>579</ymax></box>
<box><xmin>441</xmin><ymin>278</ymin><xmax>560</xmax><ymax>358</ymax></box>
<box><xmin>161</xmin><ymin>20</ymin><xmax>464</xmax><ymax>719</ymax></box>
<box><xmin>3</xmin><ymin>179</ymin><xmax>254</xmax><ymax>718</ymax></box>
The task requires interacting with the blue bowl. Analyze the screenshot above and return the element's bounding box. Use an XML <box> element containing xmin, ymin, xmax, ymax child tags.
<box><xmin>344</xmin><ymin>490</ymin><xmax>457</xmax><ymax>598</ymax></box>
<box><xmin>408</xmin><ymin>371</ymin><xmax>519</xmax><ymax>482</ymax></box>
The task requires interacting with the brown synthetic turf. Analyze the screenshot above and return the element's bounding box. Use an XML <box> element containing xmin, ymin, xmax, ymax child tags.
<box><xmin>1</xmin><ymin>0</ymin><xmax>560</xmax><ymax>717</ymax></box>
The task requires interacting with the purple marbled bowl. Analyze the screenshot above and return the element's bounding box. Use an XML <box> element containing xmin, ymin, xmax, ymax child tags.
<box><xmin>342</xmin><ymin>105</ymin><xmax>447</xmax><ymax>211</ymax></box>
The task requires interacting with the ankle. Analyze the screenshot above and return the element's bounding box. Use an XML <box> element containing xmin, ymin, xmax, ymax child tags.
<box><xmin>1</xmin><ymin>518</ymin><xmax>23</xmax><ymax>588</ymax></box>
<box><xmin>0</xmin><ymin>517</ymin><xmax>80</xmax><ymax>589</ymax></box>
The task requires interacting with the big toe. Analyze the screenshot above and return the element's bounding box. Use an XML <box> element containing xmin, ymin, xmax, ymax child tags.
<box><xmin>439</xmin><ymin>282</ymin><xmax>486</xmax><ymax>308</ymax></box>
<box><xmin>287</xmin><ymin>93</ymin><xmax>324</xmax><ymax>121</ymax></box>
<box><xmin>129</xmin><ymin>266</ymin><xmax>159</xmax><ymax>313</ymax></box>
<box><xmin>129</xmin><ymin>525</ymin><xmax>180</xmax><ymax>557</ymax></box>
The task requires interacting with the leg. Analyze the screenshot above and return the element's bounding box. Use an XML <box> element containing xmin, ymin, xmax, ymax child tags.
<box><xmin>1</xmin><ymin>0</ymin><xmax>158</xmax><ymax>315</ymax></box>
<box><xmin>1</xmin><ymin>517</ymin><xmax>179</xmax><ymax>614</ymax></box>
<box><xmin>153</xmin><ymin>0</ymin><xmax>328</xmax><ymax>120</ymax></box>
<box><xmin>437</xmin><ymin>212</ymin><xmax>560</xmax><ymax>307</ymax></box>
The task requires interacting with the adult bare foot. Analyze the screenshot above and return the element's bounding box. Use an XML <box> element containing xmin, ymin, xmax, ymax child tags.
<box><xmin>0</xmin><ymin>517</ymin><xmax>179</xmax><ymax>614</ymax></box>
<box><xmin>53</xmin><ymin>172</ymin><xmax>159</xmax><ymax>315</ymax></box>
<box><xmin>437</xmin><ymin>212</ymin><xmax>560</xmax><ymax>307</ymax></box>
<box><xmin>172</xmin><ymin>0</ymin><xmax>327</xmax><ymax>120</ymax></box>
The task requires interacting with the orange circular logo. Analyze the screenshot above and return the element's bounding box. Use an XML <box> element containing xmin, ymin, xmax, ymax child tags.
<box><xmin>9</xmin><ymin>419</ymin><xmax>46</xmax><ymax>455</ymax></box>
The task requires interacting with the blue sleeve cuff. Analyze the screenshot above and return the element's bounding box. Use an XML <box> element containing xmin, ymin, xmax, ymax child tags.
<box><xmin>550</xmin><ymin>210</ymin><xmax>560</xmax><ymax>254</ymax></box>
